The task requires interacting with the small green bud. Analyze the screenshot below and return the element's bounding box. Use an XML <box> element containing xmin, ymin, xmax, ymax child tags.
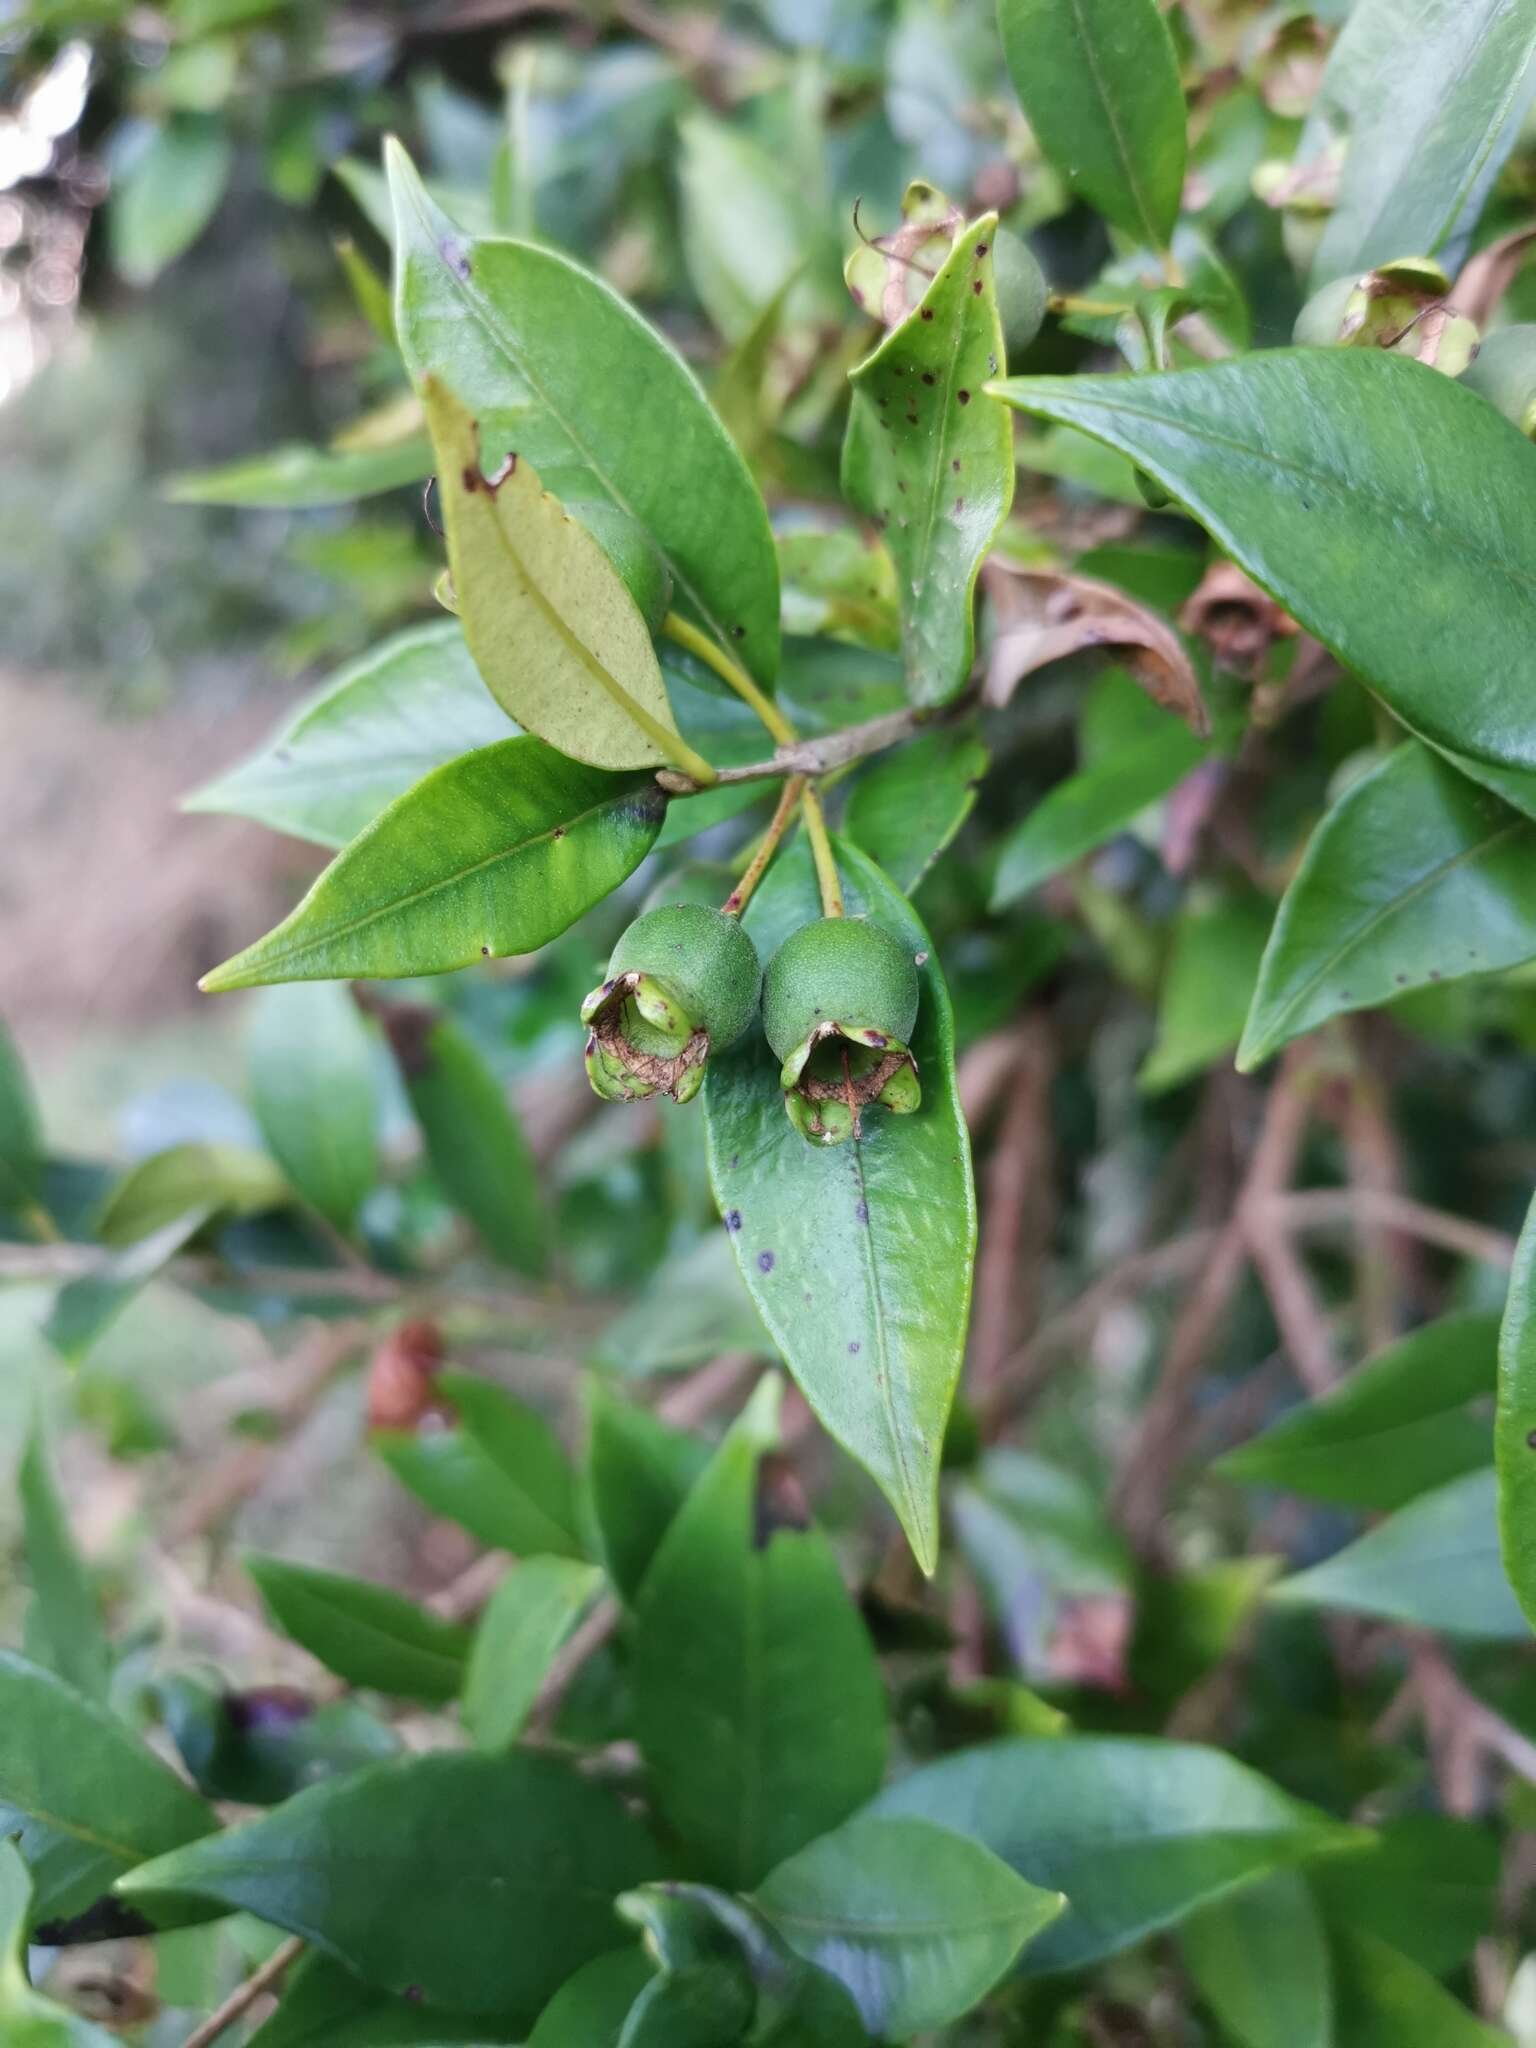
<box><xmin>762</xmin><ymin>916</ymin><xmax>921</xmax><ymax>1147</ymax></box>
<box><xmin>581</xmin><ymin>905</ymin><xmax>760</xmax><ymax>1107</ymax></box>
<box><xmin>1461</xmin><ymin>326</ymin><xmax>1536</xmax><ymax>439</ymax></box>
<box><xmin>567</xmin><ymin>500</ymin><xmax>673</xmax><ymax>633</ymax></box>
<box><xmin>1292</xmin><ymin>274</ymin><xmax>1357</xmax><ymax>347</ymax></box>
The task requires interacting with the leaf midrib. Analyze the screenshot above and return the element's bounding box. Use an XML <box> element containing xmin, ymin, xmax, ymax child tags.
<box><xmin>1069</xmin><ymin>0</ymin><xmax>1162</xmax><ymax>244</ymax></box>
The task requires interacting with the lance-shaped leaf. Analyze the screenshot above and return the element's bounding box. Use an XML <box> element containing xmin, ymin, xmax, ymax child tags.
<box><xmin>461</xmin><ymin>1558</ymin><xmax>602</xmax><ymax>1751</ymax></box>
<box><xmin>844</xmin><ymin>726</ymin><xmax>989</xmax><ymax>892</ymax></box>
<box><xmin>245</xmin><ymin>1952</ymin><xmax>516</xmax><ymax>2048</ymax></box>
<box><xmin>424</xmin><ymin>381</ymin><xmax>685</xmax><ymax>774</ymax></box>
<box><xmin>632</xmin><ymin>1380</ymin><xmax>888</xmax><ymax>1889</ymax></box>
<box><xmin>1331</xmin><ymin>1926</ymin><xmax>1506</xmax><ymax>2047</ymax></box>
<box><xmin>1240</xmin><ymin>745</ymin><xmax>1536</xmax><ymax>1069</ymax></box>
<box><xmin>990</xmin><ymin>353</ymin><xmax>1536</xmax><ymax>784</ymax></box>
<box><xmin>246</xmin><ymin>1556</ymin><xmax>472</xmax><ymax>1705</ymax></box>
<box><xmin>0</xmin><ymin>1841</ymin><xmax>119</xmax><ymax>2046</ymax></box>
<box><xmin>185</xmin><ymin>624</ymin><xmax>516</xmax><ymax>850</ymax></box>
<box><xmin>165</xmin><ymin>436</ymin><xmax>432</xmax><ymax>509</ymax></box>
<box><xmin>200</xmin><ymin>740</ymin><xmax>664</xmax><ymax>991</ymax></box>
<box><xmin>997</xmin><ymin>0</ymin><xmax>1187</xmax><ymax>247</ymax></box>
<box><xmin>19</xmin><ymin>1417</ymin><xmax>111</xmax><ymax>1702</ymax></box>
<box><xmin>248</xmin><ymin>982</ymin><xmax>380</xmax><ymax>1235</ymax></box>
<box><xmin>0</xmin><ymin>1019</ymin><xmax>42</xmax><ymax>1216</ymax></box>
<box><xmin>842</xmin><ymin>215</ymin><xmax>1014</xmax><ymax>709</ymax></box>
<box><xmin>1181</xmin><ymin>1871</ymin><xmax>1333</xmax><ymax>2048</ymax></box>
<box><xmin>1499</xmin><ymin>1189</ymin><xmax>1536</xmax><ymax>1630</ymax></box>
<box><xmin>120</xmin><ymin>1752</ymin><xmax>657</xmax><ymax>2021</ymax></box>
<box><xmin>387</xmin><ymin>139</ymin><xmax>779</xmax><ymax>685</ymax></box>
<box><xmin>704</xmin><ymin>840</ymin><xmax>976</xmax><ymax>1573</ymax></box>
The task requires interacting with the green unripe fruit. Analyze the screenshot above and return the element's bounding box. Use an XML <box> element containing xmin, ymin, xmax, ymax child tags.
<box><xmin>762</xmin><ymin>917</ymin><xmax>922</xmax><ymax>1147</ymax></box>
<box><xmin>1292</xmin><ymin>274</ymin><xmax>1356</xmax><ymax>347</ymax></box>
<box><xmin>568</xmin><ymin>500</ymin><xmax>673</xmax><ymax>634</ymax></box>
<box><xmin>1461</xmin><ymin>326</ymin><xmax>1536</xmax><ymax>439</ymax></box>
<box><xmin>581</xmin><ymin>905</ymin><xmax>760</xmax><ymax>1107</ymax></box>
<box><xmin>993</xmin><ymin>227</ymin><xmax>1047</xmax><ymax>363</ymax></box>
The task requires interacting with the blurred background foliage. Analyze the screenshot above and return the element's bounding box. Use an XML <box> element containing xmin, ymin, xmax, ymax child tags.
<box><xmin>8</xmin><ymin>0</ymin><xmax>1536</xmax><ymax>2038</ymax></box>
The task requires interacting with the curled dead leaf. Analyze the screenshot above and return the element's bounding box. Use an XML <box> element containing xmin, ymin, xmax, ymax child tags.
<box><xmin>1180</xmin><ymin>560</ymin><xmax>1298</xmax><ymax>677</ymax></box>
<box><xmin>1453</xmin><ymin>223</ymin><xmax>1536</xmax><ymax>330</ymax></box>
<box><xmin>983</xmin><ymin>563</ymin><xmax>1210</xmax><ymax>736</ymax></box>
<box><xmin>367</xmin><ymin>1317</ymin><xmax>448</xmax><ymax>1433</ymax></box>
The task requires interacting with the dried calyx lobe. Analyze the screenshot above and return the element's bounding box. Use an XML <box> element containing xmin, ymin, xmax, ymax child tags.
<box><xmin>762</xmin><ymin>916</ymin><xmax>921</xmax><ymax>1146</ymax></box>
<box><xmin>582</xmin><ymin>904</ymin><xmax>761</xmax><ymax>1105</ymax></box>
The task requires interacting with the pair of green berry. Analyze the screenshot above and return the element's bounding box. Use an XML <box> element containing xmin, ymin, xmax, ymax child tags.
<box><xmin>580</xmin><ymin>903</ymin><xmax>922</xmax><ymax>1147</ymax></box>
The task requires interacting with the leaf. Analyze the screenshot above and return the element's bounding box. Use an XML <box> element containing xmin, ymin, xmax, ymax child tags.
<box><xmin>1299</xmin><ymin>0</ymin><xmax>1536</xmax><ymax>289</ymax></box>
<box><xmin>245</xmin><ymin>1555</ymin><xmax>472</xmax><ymax>1704</ymax></box>
<box><xmin>678</xmin><ymin>113</ymin><xmax>828</xmax><ymax>343</ymax></box>
<box><xmin>424</xmin><ymin>381</ymin><xmax>685</xmax><ymax>774</ymax></box>
<box><xmin>590</xmin><ymin>1231</ymin><xmax>772</xmax><ymax>1379</ymax></box>
<box><xmin>120</xmin><ymin>1752</ymin><xmax>658</xmax><ymax>2022</ymax></box>
<box><xmin>991</xmin><ymin>712</ymin><xmax>1206</xmax><ymax>909</ymax></box>
<box><xmin>872</xmin><ymin>1736</ymin><xmax>1357</xmax><ymax>1972</ymax></box>
<box><xmin>1181</xmin><ymin>1871</ymin><xmax>1333</xmax><ymax>2048</ymax></box>
<box><xmin>248</xmin><ymin>983</ymin><xmax>379</xmax><ymax>1234</ymax></box>
<box><xmin>632</xmin><ymin>1379</ymin><xmax>888</xmax><ymax>1889</ymax></box>
<box><xmin>526</xmin><ymin>1951</ymin><xmax>654</xmax><ymax>2047</ymax></box>
<box><xmin>704</xmin><ymin>839</ymin><xmax>976</xmax><ymax>1573</ymax></box>
<box><xmin>1239</xmin><ymin>745</ymin><xmax>1536</xmax><ymax>1070</ymax></box>
<box><xmin>990</xmin><ymin>353</ymin><xmax>1536</xmax><ymax>786</ymax></box>
<box><xmin>187</xmin><ymin>625</ymin><xmax>517</xmax><ymax>851</ymax></box>
<box><xmin>1272</xmin><ymin>1468</ymin><xmax>1529</xmax><ymax>1639</ymax></box>
<box><xmin>378</xmin><ymin>1369</ymin><xmax>583</xmax><ymax>1558</ymax></box>
<box><xmin>0</xmin><ymin>1841</ymin><xmax>118</xmax><ymax>2047</ymax></box>
<box><xmin>619</xmin><ymin>1959</ymin><xmax>754</xmax><ymax>2048</ymax></box>
<box><xmin>386</xmin><ymin>1010</ymin><xmax>550</xmax><ymax>1278</ymax></box>
<box><xmin>42</xmin><ymin>1212</ymin><xmax>210</xmax><ymax>1364</ymax></box>
<box><xmin>0</xmin><ymin>1019</ymin><xmax>43</xmax><ymax>1215</ymax></box>
<box><xmin>247</xmin><ymin>1952</ymin><xmax>516</xmax><ymax>2048</ymax></box>
<box><xmin>1498</xmin><ymin>1187</ymin><xmax>1536</xmax><ymax>1629</ymax></box>
<box><xmin>200</xmin><ymin>740</ymin><xmax>664</xmax><ymax>992</ymax></box>
<box><xmin>584</xmin><ymin>1381</ymin><xmax>711</xmax><ymax>1605</ymax></box>
<box><xmin>108</xmin><ymin>113</ymin><xmax>232</xmax><ymax>284</ymax></box>
<box><xmin>387</xmin><ymin>140</ymin><xmax>779</xmax><ymax>686</ymax></box>
<box><xmin>164</xmin><ymin>437</ymin><xmax>432</xmax><ymax>509</ymax></box>
<box><xmin>844</xmin><ymin>725</ymin><xmax>989</xmax><ymax>892</ymax></box>
<box><xmin>0</xmin><ymin>1650</ymin><xmax>214</xmax><ymax>1928</ymax></box>
<box><xmin>95</xmin><ymin>1143</ymin><xmax>286</xmax><ymax>1247</ymax></box>
<box><xmin>842</xmin><ymin>215</ymin><xmax>1015</xmax><ymax>709</ymax></box>
<box><xmin>158</xmin><ymin>1678</ymin><xmax>401</xmax><ymax>1808</ymax></box>
<box><xmin>461</xmin><ymin>1557</ymin><xmax>602</xmax><ymax>1750</ymax></box>
<box><xmin>1139</xmin><ymin>894</ymin><xmax>1271</xmax><ymax>1093</ymax></box>
<box><xmin>756</xmin><ymin>1816</ymin><xmax>1063</xmax><ymax>2037</ymax></box>
<box><xmin>1309</xmin><ymin>1816</ymin><xmax>1499</xmax><ymax>1978</ymax></box>
<box><xmin>996</xmin><ymin>0</ymin><xmax>1187</xmax><ymax>246</ymax></box>
<box><xmin>19</xmin><ymin>1416</ymin><xmax>111</xmax><ymax>1703</ymax></box>
<box><xmin>1330</xmin><ymin>1927</ymin><xmax>1506</xmax><ymax>2047</ymax></box>
<box><xmin>983</xmin><ymin>567</ymin><xmax>1208</xmax><ymax>735</ymax></box>
<box><xmin>1219</xmin><ymin>1311</ymin><xmax>1499</xmax><ymax>1511</ymax></box>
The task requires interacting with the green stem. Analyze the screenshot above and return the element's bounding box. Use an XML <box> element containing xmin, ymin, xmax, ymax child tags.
<box><xmin>722</xmin><ymin>775</ymin><xmax>805</xmax><ymax>917</ymax></box>
<box><xmin>800</xmin><ymin>784</ymin><xmax>844</xmax><ymax>917</ymax></box>
<box><xmin>662</xmin><ymin>612</ymin><xmax>798</xmax><ymax>747</ymax></box>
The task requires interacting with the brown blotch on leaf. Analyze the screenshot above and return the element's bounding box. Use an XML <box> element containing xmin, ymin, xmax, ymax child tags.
<box><xmin>957</xmin><ymin>389</ymin><xmax>971</xmax><ymax>404</ymax></box>
<box><xmin>920</xmin><ymin>307</ymin><xmax>934</xmax><ymax>320</ymax></box>
<box><xmin>972</xmin><ymin>279</ymin><xmax>984</xmax><ymax>295</ymax></box>
<box><xmin>753</xmin><ymin>1453</ymin><xmax>812</xmax><ymax>1548</ymax></box>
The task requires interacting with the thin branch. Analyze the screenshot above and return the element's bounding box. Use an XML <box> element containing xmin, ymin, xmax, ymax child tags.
<box><xmin>181</xmin><ymin>1935</ymin><xmax>305</xmax><ymax>2048</ymax></box>
<box><xmin>1268</xmin><ymin>1188</ymin><xmax>1516</xmax><ymax>1269</ymax></box>
<box><xmin>656</xmin><ymin>700</ymin><xmax>948</xmax><ymax>795</ymax></box>
<box><xmin>970</xmin><ymin>1020</ymin><xmax>1053</xmax><ymax>1403</ymax></box>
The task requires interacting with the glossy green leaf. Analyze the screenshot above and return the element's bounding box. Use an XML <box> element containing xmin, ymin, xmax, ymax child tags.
<box><xmin>842</xmin><ymin>215</ymin><xmax>1014</xmax><ymax>709</ymax></box>
<box><xmin>526</xmin><ymin>1951</ymin><xmax>654</xmax><ymax>2048</ymax></box>
<box><xmin>756</xmin><ymin>1816</ymin><xmax>1063</xmax><ymax>2037</ymax></box>
<box><xmin>19</xmin><ymin>1416</ymin><xmax>111</xmax><ymax>1703</ymax></box>
<box><xmin>159</xmin><ymin>1677</ymin><xmax>401</xmax><ymax>1809</ymax></box>
<box><xmin>619</xmin><ymin>1960</ymin><xmax>753</xmax><ymax>2048</ymax></box>
<box><xmin>200</xmin><ymin>741</ymin><xmax>664</xmax><ymax>992</ymax></box>
<box><xmin>991</xmin><ymin>702</ymin><xmax>1205</xmax><ymax>909</ymax></box>
<box><xmin>461</xmin><ymin>1557</ymin><xmax>602</xmax><ymax>1750</ymax></box>
<box><xmin>0</xmin><ymin>1841</ymin><xmax>118</xmax><ymax>2047</ymax></box>
<box><xmin>378</xmin><ymin>1369</ymin><xmax>583</xmax><ymax>1558</ymax></box>
<box><xmin>705</xmin><ymin>839</ymin><xmax>974</xmax><ymax>1572</ymax></box>
<box><xmin>1140</xmin><ymin>895</ymin><xmax>1271</xmax><ymax>1093</ymax></box>
<box><xmin>632</xmin><ymin>1379</ymin><xmax>888</xmax><ymax>1889</ymax></box>
<box><xmin>424</xmin><ymin>380</ymin><xmax>685</xmax><ymax>774</ymax></box>
<box><xmin>1300</xmin><ymin>0</ymin><xmax>1536</xmax><ymax>288</ymax></box>
<box><xmin>1498</xmin><ymin>1186</ymin><xmax>1536</xmax><ymax>1629</ymax></box>
<box><xmin>844</xmin><ymin>725</ymin><xmax>989</xmax><ymax>891</ymax></box>
<box><xmin>247</xmin><ymin>1953</ymin><xmax>515</xmax><ymax>2048</ymax></box>
<box><xmin>1330</xmin><ymin>1927</ymin><xmax>1506</xmax><ymax>2047</ymax></box>
<box><xmin>1273</xmin><ymin>1468</ymin><xmax>1529</xmax><ymax>1639</ymax></box>
<box><xmin>108</xmin><ymin>114</ymin><xmax>232</xmax><ymax>284</ymax></box>
<box><xmin>0</xmin><ymin>1651</ymin><xmax>214</xmax><ymax>1928</ymax></box>
<box><xmin>1181</xmin><ymin>1871</ymin><xmax>1333</xmax><ymax>2048</ymax></box>
<box><xmin>1239</xmin><ymin>746</ymin><xmax>1536</xmax><ymax>1070</ymax></box>
<box><xmin>1309</xmin><ymin>1816</ymin><xmax>1499</xmax><ymax>1978</ymax></box>
<box><xmin>0</xmin><ymin>1019</ymin><xmax>43</xmax><ymax>1215</ymax></box>
<box><xmin>121</xmin><ymin>1752</ymin><xmax>657</xmax><ymax>2021</ymax></box>
<box><xmin>873</xmin><ymin>1736</ymin><xmax>1356</xmax><ymax>1972</ymax></box>
<box><xmin>991</xmin><ymin>353</ymin><xmax>1536</xmax><ymax>783</ymax></box>
<box><xmin>186</xmin><ymin>625</ymin><xmax>515</xmax><ymax>851</ymax></box>
<box><xmin>678</xmin><ymin>113</ymin><xmax>826</xmax><ymax>344</ymax></box>
<box><xmin>96</xmin><ymin>1143</ymin><xmax>286</xmax><ymax>1247</ymax></box>
<box><xmin>584</xmin><ymin>1381</ymin><xmax>710</xmax><ymax>1605</ymax></box>
<box><xmin>42</xmin><ymin>1212</ymin><xmax>209</xmax><ymax>1364</ymax></box>
<box><xmin>996</xmin><ymin>0</ymin><xmax>1187</xmax><ymax>246</ymax></box>
<box><xmin>387</xmin><ymin>139</ymin><xmax>779</xmax><ymax>685</ymax></box>
<box><xmin>392</xmin><ymin>1012</ymin><xmax>549</xmax><ymax>1278</ymax></box>
<box><xmin>165</xmin><ymin>436</ymin><xmax>432</xmax><ymax>509</ymax></box>
<box><xmin>248</xmin><ymin>982</ymin><xmax>379</xmax><ymax>1234</ymax></box>
<box><xmin>246</xmin><ymin>1555</ymin><xmax>471</xmax><ymax>1704</ymax></box>
<box><xmin>1220</xmin><ymin>1312</ymin><xmax>1498</xmax><ymax>1511</ymax></box>
<box><xmin>590</xmin><ymin>1229</ymin><xmax>772</xmax><ymax>1378</ymax></box>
